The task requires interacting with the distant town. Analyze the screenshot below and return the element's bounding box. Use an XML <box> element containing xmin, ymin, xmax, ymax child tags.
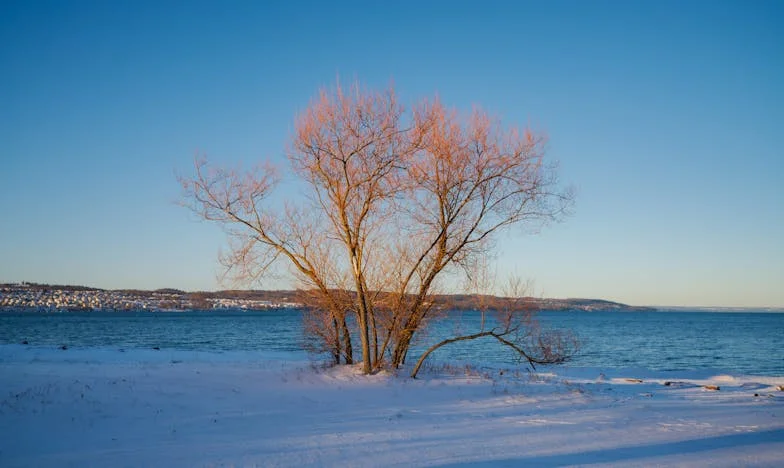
<box><xmin>0</xmin><ymin>282</ymin><xmax>653</xmax><ymax>312</ymax></box>
<box><xmin>0</xmin><ymin>283</ymin><xmax>301</xmax><ymax>311</ymax></box>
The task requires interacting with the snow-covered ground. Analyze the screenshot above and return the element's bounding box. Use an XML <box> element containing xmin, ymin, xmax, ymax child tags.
<box><xmin>1</xmin><ymin>345</ymin><xmax>782</xmax><ymax>467</ymax></box>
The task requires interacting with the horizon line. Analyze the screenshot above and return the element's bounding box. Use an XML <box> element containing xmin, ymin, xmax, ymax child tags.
<box><xmin>3</xmin><ymin>281</ymin><xmax>783</xmax><ymax>310</ymax></box>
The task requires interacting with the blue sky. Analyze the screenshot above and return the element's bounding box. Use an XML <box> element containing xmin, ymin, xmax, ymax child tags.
<box><xmin>1</xmin><ymin>0</ymin><xmax>782</xmax><ymax>307</ymax></box>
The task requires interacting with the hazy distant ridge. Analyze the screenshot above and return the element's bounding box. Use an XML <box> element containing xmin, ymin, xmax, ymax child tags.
<box><xmin>1</xmin><ymin>282</ymin><xmax>653</xmax><ymax>312</ymax></box>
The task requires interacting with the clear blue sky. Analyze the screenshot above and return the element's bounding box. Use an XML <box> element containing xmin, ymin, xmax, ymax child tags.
<box><xmin>1</xmin><ymin>0</ymin><xmax>782</xmax><ymax>307</ymax></box>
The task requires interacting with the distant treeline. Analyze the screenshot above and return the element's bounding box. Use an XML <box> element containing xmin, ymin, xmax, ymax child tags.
<box><xmin>1</xmin><ymin>283</ymin><xmax>653</xmax><ymax>312</ymax></box>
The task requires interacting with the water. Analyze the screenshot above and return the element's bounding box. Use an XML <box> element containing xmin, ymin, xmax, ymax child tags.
<box><xmin>1</xmin><ymin>309</ymin><xmax>782</xmax><ymax>375</ymax></box>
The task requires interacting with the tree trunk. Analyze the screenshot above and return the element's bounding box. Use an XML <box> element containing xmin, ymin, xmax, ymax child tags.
<box><xmin>350</xmin><ymin>251</ymin><xmax>373</xmax><ymax>373</ymax></box>
<box><xmin>392</xmin><ymin>329</ymin><xmax>414</xmax><ymax>368</ymax></box>
<box><xmin>357</xmin><ymin>308</ymin><xmax>371</xmax><ymax>373</ymax></box>
<box><xmin>331</xmin><ymin>317</ymin><xmax>341</xmax><ymax>364</ymax></box>
<box><xmin>354</xmin><ymin>282</ymin><xmax>372</xmax><ymax>373</ymax></box>
<box><xmin>392</xmin><ymin>313</ymin><xmax>418</xmax><ymax>367</ymax></box>
<box><xmin>370</xmin><ymin>308</ymin><xmax>379</xmax><ymax>366</ymax></box>
<box><xmin>341</xmin><ymin>315</ymin><xmax>353</xmax><ymax>364</ymax></box>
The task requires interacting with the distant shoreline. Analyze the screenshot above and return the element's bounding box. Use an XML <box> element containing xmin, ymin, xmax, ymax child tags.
<box><xmin>3</xmin><ymin>282</ymin><xmax>782</xmax><ymax>313</ymax></box>
<box><xmin>0</xmin><ymin>281</ymin><xmax>651</xmax><ymax>312</ymax></box>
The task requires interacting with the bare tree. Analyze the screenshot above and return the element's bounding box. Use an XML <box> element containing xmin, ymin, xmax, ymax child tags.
<box><xmin>181</xmin><ymin>81</ymin><xmax>573</xmax><ymax>375</ymax></box>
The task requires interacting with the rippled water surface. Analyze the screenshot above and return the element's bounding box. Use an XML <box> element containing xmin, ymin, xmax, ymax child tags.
<box><xmin>1</xmin><ymin>309</ymin><xmax>782</xmax><ymax>375</ymax></box>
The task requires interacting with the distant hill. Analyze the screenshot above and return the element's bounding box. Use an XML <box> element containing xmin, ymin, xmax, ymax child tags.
<box><xmin>431</xmin><ymin>294</ymin><xmax>653</xmax><ymax>312</ymax></box>
<box><xmin>1</xmin><ymin>282</ymin><xmax>653</xmax><ymax>312</ymax></box>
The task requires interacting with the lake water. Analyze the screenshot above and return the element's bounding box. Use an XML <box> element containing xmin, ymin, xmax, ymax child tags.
<box><xmin>1</xmin><ymin>309</ymin><xmax>782</xmax><ymax>376</ymax></box>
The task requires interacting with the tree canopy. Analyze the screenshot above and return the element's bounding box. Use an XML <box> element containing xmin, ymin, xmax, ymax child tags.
<box><xmin>182</xmin><ymin>82</ymin><xmax>575</xmax><ymax>375</ymax></box>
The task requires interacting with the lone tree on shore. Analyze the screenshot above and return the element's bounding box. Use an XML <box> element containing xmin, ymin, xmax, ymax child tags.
<box><xmin>182</xmin><ymin>81</ymin><xmax>575</xmax><ymax>375</ymax></box>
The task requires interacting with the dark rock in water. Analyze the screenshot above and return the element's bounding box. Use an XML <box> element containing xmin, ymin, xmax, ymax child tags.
<box><xmin>21</xmin><ymin>340</ymin><xmax>29</xmax><ymax>345</ymax></box>
<box><xmin>60</xmin><ymin>345</ymin><xmax>68</xmax><ymax>350</ymax></box>
<box><xmin>624</xmin><ymin>378</ymin><xmax>643</xmax><ymax>383</ymax></box>
<box><xmin>777</xmin><ymin>385</ymin><xmax>784</xmax><ymax>392</ymax></box>
<box><xmin>663</xmin><ymin>381</ymin><xmax>691</xmax><ymax>388</ymax></box>
<box><xmin>152</xmin><ymin>346</ymin><xmax>160</xmax><ymax>351</ymax></box>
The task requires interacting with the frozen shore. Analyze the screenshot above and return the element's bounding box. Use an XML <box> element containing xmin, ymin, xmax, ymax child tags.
<box><xmin>1</xmin><ymin>345</ymin><xmax>782</xmax><ymax>467</ymax></box>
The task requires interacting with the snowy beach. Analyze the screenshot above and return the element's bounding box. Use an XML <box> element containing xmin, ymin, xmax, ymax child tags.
<box><xmin>1</xmin><ymin>345</ymin><xmax>782</xmax><ymax>467</ymax></box>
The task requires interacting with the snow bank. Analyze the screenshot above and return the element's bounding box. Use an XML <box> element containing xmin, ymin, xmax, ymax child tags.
<box><xmin>1</xmin><ymin>345</ymin><xmax>782</xmax><ymax>467</ymax></box>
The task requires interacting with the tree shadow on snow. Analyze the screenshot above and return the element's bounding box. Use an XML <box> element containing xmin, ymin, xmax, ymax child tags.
<box><xmin>440</xmin><ymin>428</ymin><xmax>784</xmax><ymax>467</ymax></box>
